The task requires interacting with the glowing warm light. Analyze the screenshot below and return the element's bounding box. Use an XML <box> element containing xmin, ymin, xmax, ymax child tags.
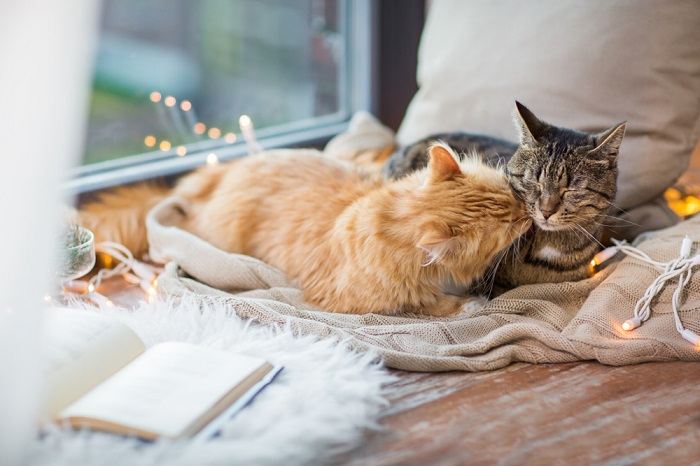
<box><xmin>208</xmin><ymin>127</ymin><xmax>221</xmax><ymax>139</ymax></box>
<box><xmin>87</xmin><ymin>283</ymin><xmax>95</xmax><ymax>293</ymax></box>
<box><xmin>206</xmin><ymin>153</ymin><xmax>219</xmax><ymax>166</ymax></box>
<box><xmin>164</xmin><ymin>95</ymin><xmax>177</xmax><ymax>107</ymax></box>
<box><xmin>43</xmin><ymin>295</ymin><xmax>52</xmax><ymax>303</ymax></box>
<box><xmin>98</xmin><ymin>252</ymin><xmax>114</xmax><ymax>269</ymax></box>
<box><xmin>180</xmin><ymin>100</ymin><xmax>192</xmax><ymax>111</ymax></box>
<box><xmin>239</xmin><ymin>114</ymin><xmax>252</xmax><ymax>127</ymax></box>
<box><xmin>665</xmin><ymin>188</ymin><xmax>700</xmax><ymax>218</ymax></box>
<box><xmin>159</xmin><ymin>140</ymin><xmax>172</xmax><ymax>151</ymax></box>
<box><xmin>144</xmin><ymin>135</ymin><xmax>156</xmax><ymax>147</ymax></box>
<box><xmin>194</xmin><ymin>122</ymin><xmax>206</xmax><ymax>135</ymax></box>
<box><xmin>176</xmin><ymin>145</ymin><xmax>187</xmax><ymax>157</ymax></box>
<box><xmin>224</xmin><ymin>132</ymin><xmax>237</xmax><ymax>143</ymax></box>
<box><xmin>587</xmin><ymin>259</ymin><xmax>597</xmax><ymax>277</ymax></box>
<box><xmin>665</xmin><ymin>187</ymin><xmax>682</xmax><ymax>201</ymax></box>
<box><xmin>621</xmin><ymin>321</ymin><xmax>633</xmax><ymax>331</ymax></box>
<box><xmin>149</xmin><ymin>91</ymin><xmax>162</xmax><ymax>103</ymax></box>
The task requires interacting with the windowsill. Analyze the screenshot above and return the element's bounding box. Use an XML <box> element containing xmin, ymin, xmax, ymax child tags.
<box><xmin>66</xmin><ymin>118</ymin><xmax>349</xmax><ymax>194</ymax></box>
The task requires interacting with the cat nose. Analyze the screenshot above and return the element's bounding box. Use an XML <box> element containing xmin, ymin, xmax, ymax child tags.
<box><xmin>541</xmin><ymin>208</ymin><xmax>555</xmax><ymax>220</ymax></box>
<box><xmin>539</xmin><ymin>197</ymin><xmax>560</xmax><ymax>219</ymax></box>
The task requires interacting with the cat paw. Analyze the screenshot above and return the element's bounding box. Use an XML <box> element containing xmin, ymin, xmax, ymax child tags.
<box><xmin>423</xmin><ymin>296</ymin><xmax>466</xmax><ymax>317</ymax></box>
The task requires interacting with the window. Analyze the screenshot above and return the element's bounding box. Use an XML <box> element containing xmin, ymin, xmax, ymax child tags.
<box><xmin>71</xmin><ymin>0</ymin><xmax>374</xmax><ymax>192</ymax></box>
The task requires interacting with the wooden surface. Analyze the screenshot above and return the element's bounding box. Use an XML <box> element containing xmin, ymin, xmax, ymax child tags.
<box><xmin>340</xmin><ymin>363</ymin><xmax>700</xmax><ymax>466</ymax></box>
<box><xmin>102</xmin><ymin>280</ymin><xmax>700</xmax><ymax>466</ymax></box>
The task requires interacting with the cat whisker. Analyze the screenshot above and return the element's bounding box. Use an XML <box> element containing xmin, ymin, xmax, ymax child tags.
<box><xmin>481</xmin><ymin>247</ymin><xmax>508</xmax><ymax>300</ymax></box>
<box><xmin>601</xmin><ymin>198</ymin><xmax>632</xmax><ymax>216</ymax></box>
<box><xmin>596</xmin><ymin>214</ymin><xmax>641</xmax><ymax>227</ymax></box>
<box><xmin>573</xmin><ymin>223</ymin><xmax>605</xmax><ymax>249</ymax></box>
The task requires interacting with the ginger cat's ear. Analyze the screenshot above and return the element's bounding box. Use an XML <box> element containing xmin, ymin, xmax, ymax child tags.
<box><xmin>427</xmin><ymin>142</ymin><xmax>461</xmax><ymax>183</ymax></box>
<box><xmin>417</xmin><ymin>230</ymin><xmax>458</xmax><ymax>266</ymax></box>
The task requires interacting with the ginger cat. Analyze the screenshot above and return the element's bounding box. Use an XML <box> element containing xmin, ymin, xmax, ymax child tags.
<box><xmin>81</xmin><ymin>143</ymin><xmax>529</xmax><ymax>316</ymax></box>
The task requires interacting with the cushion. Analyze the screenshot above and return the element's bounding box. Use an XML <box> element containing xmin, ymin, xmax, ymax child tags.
<box><xmin>323</xmin><ymin>111</ymin><xmax>395</xmax><ymax>169</ymax></box>
<box><xmin>397</xmin><ymin>0</ymin><xmax>700</xmax><ymax>210</ymax></box>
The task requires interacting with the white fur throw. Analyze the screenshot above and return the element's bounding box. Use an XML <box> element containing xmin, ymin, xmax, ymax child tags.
<box><xmin>29</xmin><ymin>297</ymin><xmax>392</xmax><ymax>466</ymax></box>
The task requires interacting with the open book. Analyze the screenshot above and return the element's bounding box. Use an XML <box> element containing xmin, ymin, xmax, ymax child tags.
<box><xmin>42</xmin><ymin>308</ymin><xmax>280</xmax><ymax>440</ymax></box>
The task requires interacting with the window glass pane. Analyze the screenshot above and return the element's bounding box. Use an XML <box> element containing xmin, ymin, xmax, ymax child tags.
<box><xmin>84</xmin><ymin>0</ymin><xmax>345</xmax><ymax>165</ymax></box>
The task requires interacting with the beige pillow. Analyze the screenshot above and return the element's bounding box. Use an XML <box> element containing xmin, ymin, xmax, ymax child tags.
<box><xmin>397</xmin><ymin>0</ymin><xmax>700</xmax><ymax>209</ymax></box>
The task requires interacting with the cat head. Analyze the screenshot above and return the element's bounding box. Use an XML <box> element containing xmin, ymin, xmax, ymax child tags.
<box><xmin>506</xmin><ymin>101</ymin><xmax>625</xmax><ymax>232</ymax></box>
<box><xmin>413</xmin><ymin>142</ymin><xmax>531</xmax><ymax>268</ymax></box>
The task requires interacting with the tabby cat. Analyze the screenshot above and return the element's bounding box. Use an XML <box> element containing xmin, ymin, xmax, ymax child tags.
<box><xmin>384</xmin><ymin>102</ymin><xmax>626</xmax><ymax>289</ymax></box>
<box><xmin>81</xmin><ymin>143</ymin><xmax>529</xmax><ymax>316</ymax></box>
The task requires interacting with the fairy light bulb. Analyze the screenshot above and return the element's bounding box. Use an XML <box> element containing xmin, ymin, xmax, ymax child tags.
<box><xmin>587</xmin><ymin>259</ymin><xmax>597</xmax><ymax>277</ymax></box>
<box><xmin>194</xmin><ymin>122</ymin><xmax>206</xmax><ymax>135</ymax></box>
<box><xmin>224</xmin><ymin>132</ymin><xmax>237</xmax><ymax>144</ymax></box>
<box><xmin>588</xmin><ymin>246</ymin><xmax>619</xmax><ymax>277</ymax></box>
<box><xmin>164</xmin><ymin>95</ymin><xmax>176</xmax><ymax>107</ymax></box>
<box><xmin>239</xmin><ymin>114</ymin><xmax>261</xmax><ymax>153</ymax></box>
<box><xmin>208</xmin><ymin>127</ymin><xmax>221</xmax><ymax>139</ymax></box>
<box><xmin>149</xmin><ymin>91</ymin><xmax>162</xmax><ymax>103</ymax></box>
<box><xmin>239</xmin><ymin>115</ymin><xmax>252</xmax><ymax>127</ymax></box>
<box><xmin>180</xmin><ymin>100</ymin><xmax>192</xmax><ymax>111</ymax></box>
<box><xmin>87</xmin><ymin>283</ymin><xmax>95</xmax><ymax>293</ymax></box>
<box><xmin>176</xmin><ymin>145</ymin><xmax>187</xmax><ymax>157</ymax></box>
<box><xmin>206</xmin><ymin>153</ymin><xmax>219</xmax><ymax>166</ymax></box>
<box><xmin>144</xmin><ymin>135</ymin><xmax>156</xmax><ymax>148</ymax></box>
<box><xmin>159</xmin><ymin>140</ymin><xmax>171</xmax><ymax>151</ymax></box>
<box><xmin>622</xmin><ymin>317</ymin><xmax>641</xmax><ymax>332</ymax></box>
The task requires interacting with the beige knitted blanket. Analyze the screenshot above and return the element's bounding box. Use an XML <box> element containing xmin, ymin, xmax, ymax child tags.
<box><xmin>147</xmin><ymin>196</ymin><xmax>700</xmax><ymax>372</ymax></box>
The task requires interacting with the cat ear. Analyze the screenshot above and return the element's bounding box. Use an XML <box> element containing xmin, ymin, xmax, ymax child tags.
<box><xmin>513</xmin><ymin>101</ymin><xmax>546</xmax><ymax>146</ymax></box>
<box><xmin>417</xmin><ymin>231</ymin><xmax>458</xmax><ymax>266</ymax></box>
<box><xmin>427</xmin><ymin>142</ymin><xmax>461</xmax><ymax>183</ymax></box>
<box><xmin>589</xmin><ymin>121</ymin><xmax>626</xmax><ymax>161</ymax></box>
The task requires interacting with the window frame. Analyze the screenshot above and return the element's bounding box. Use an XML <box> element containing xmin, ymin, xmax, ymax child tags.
<box><xmin>67</xmin><ymin>0</ymin><xmax>377</xmax><ymax>194</ymax></box>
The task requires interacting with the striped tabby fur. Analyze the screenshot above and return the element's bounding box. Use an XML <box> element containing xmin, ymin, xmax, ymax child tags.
<box><xmin>384</xmin><ymin>102</ymin><xmax>626</xmax><ymax>291</ymax></box>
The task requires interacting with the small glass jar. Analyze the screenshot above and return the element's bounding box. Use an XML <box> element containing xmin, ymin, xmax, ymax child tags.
<box><xmin>58</xmin><ymin>225</ymin><xmax>96</xmax><ymax>282</ymax></box>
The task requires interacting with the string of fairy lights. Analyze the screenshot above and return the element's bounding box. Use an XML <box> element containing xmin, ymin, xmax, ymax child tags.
<box><xmin>142</xmin><ymin>90</ymin><xmax>261</xmax><ymax>166</ymax></box>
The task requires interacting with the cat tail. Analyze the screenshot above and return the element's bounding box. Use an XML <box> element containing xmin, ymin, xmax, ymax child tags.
<box><xmin>78</xmin><ymin>182</ymin><xmax>171</xmax><ymax>258</ymax></box>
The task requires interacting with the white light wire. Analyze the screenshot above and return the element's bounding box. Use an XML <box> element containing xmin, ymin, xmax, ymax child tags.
<box><xmin>603</xmin><ymin>236</ymin><xmax>700</xmax><ymax>346</ymax></box>
<box><xmin>61</xmin><ymin>241</ymin><xmax>162</xmax><ymax>306</ymax></box>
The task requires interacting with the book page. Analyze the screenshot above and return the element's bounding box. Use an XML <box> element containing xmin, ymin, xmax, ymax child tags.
<box><xmin>59</xmin><ymin>342</ymin><xmax>269</xmax><ymax>439</ymax></box>
<box><xmin>42</xmin><ymin>308</ymin><xmax>145</xmax><ymax>420</ymax></box>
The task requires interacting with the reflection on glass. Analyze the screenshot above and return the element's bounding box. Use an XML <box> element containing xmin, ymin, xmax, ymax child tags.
<box><xmin>84</xmin><ymin>0</ymin><xmax>344</xmax><ymax>165</ymax></box>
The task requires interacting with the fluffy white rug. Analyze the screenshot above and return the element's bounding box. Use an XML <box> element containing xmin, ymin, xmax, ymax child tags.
<box><xmin>28</xmin><ymin>296</ymin><xmax>393</xmax><ymax>466</ymax></box>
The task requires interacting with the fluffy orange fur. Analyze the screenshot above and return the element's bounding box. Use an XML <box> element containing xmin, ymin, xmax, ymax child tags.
<box><xmin>79</xmin><ymin>183</ymin><xmax>170</xmax><ymax>257</ymax></box>
<box><xmin>80</xmin><ymin>144</ymin><xmax>529</xmax><ymax>316</ymax></box>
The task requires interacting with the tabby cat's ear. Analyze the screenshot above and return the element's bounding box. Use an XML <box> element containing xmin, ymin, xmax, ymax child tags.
<box><xmin>513</xmin><ymin>101</ymin><xmax>546</xmax><ymax>146</ymax></box>
<box><xmin>427</xmin><ymin>142</ymin><xmax>461</xmax><ymax>183</ymax></box>
<box><xmin>590</xmin><ymin>122</ymin><xmax>627</xmax><ymax>161</ymax></box>
<box><xmin>417</xmin><ymin>230</ymin><xmax>458</xmax><ymax>266</ymax></box>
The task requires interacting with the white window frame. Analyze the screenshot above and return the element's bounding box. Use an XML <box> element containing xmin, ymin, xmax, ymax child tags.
<box><xmin>67</xmin><ymin>0</ymin><xmax>377</xmax><ymax>194</ymax></box>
